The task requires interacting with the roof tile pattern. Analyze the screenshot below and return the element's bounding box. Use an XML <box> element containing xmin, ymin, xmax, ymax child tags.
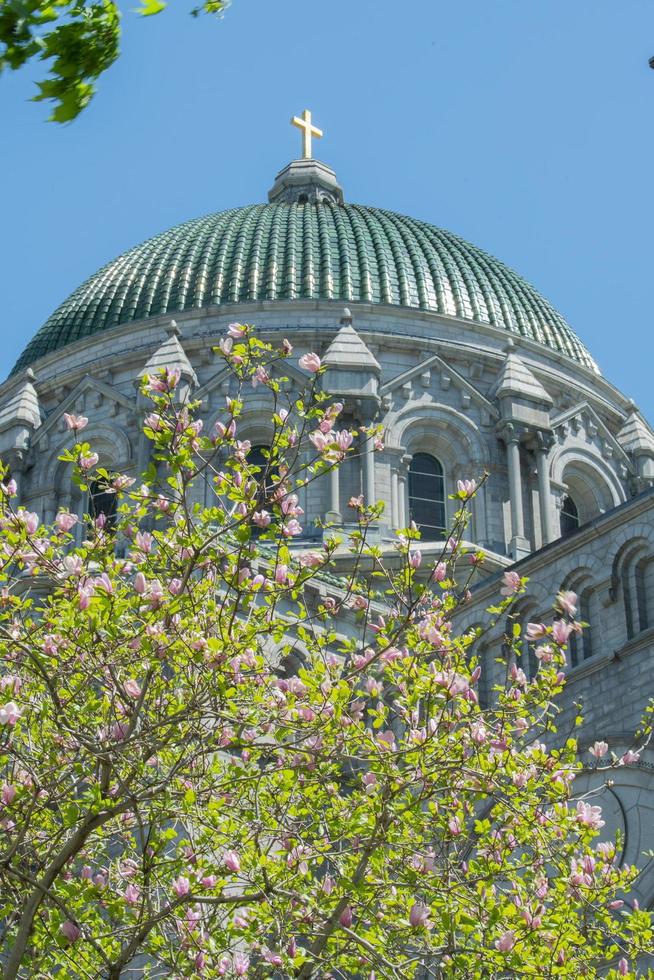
<box><xmin>11</xmin><ymin>203</ymin><xmax>598</xmax><ymax>375</ymax></box>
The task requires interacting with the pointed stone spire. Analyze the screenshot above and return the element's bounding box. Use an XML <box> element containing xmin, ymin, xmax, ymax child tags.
<box><xmin>492</xmin><ymin>340</ymin><xmax>552</xmax><ymax>428</ymax></box>
<box><xmin>138</xmin><ymin>321</ymin><xmax>197</xmax><ymax>392</ymax></box>
<box><xmin>324</xmin><ymin>312</ymin><xmax>381</xmax><ymax>373</ymax></box>
<box><xmin>0</xmin><ymin>368</ymin><xmax>41</xmax><ymax>453</ymax></box>
<box><xmin>322</xmin><ymin>311</ymin><xmax>381</xmax><ymax>402</ymax></box>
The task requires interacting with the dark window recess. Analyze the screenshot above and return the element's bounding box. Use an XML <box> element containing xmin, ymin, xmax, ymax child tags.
<box><xmin>560</xmin><ymin>495</ymin><xmax>579</xmax><ymax>537</ymax></box>
<box><xmin>89</xmin><ymin>480</ymin><xmax>117</xmax><ymax>531</ymax></box>
<box><xmin>248</xmin><ymin>446</ymin><xmax>279</xmax><ymax>533</ymax></box>
<box><xmin>408</xmin><ymin>453</ymin><xmax>445</xmax><ymax>539</ymax></box>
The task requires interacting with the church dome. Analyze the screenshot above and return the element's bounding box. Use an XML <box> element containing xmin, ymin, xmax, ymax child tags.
<box><xmin>11</xmin><ymin>202</ymin><xmax>598</xmax><ymax>376</ymax></box>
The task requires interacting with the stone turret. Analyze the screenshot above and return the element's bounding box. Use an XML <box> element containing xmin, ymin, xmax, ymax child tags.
<box><xmin>322</xmin><ymin>310</ymin><xmax>380</xmax><ymax>408</ymax></box>
<box><xmin>0</xmin><ymin>368</ymin><xmax>41</xmax><ymax>501</ymax></box>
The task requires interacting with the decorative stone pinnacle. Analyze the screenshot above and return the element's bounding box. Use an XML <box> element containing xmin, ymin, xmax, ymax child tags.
<box><xmin>340</xmin><ymin>308</ymin><xmax>353</xmax><ymax>325</ymax></box>
<box><xmin>166</xmin><ymin>320</ymin><xmax>181</xmax><ymax>338</ymax></box>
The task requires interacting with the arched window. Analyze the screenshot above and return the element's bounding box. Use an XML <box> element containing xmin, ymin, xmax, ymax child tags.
<box><xmin>89</xmin><ymin>480</ymin><xmax>117</xmax><ymax>531</ymax></box>
<box><xmin>408</xmin><ymin>453</ymin><xmax>445</xmax><ymax>539</ymax></box>
<box><xmin>248</xmin><ymin>445</ymin><xmax>276</xmax><ymax>498</ymax></box>
<box><xmin>569</xmin><ymin>588</ymin><xmax>593</xmax><ymax>667</ymax></box>
<box><xmin>635</xmin><ymin>556</ymin><xmax>654</xmax><ymax>634</ymax></box>
<box><xmin>247</xmin><ymin>445</ymin><xmax>280</xmax><ymax>532</ymax></box>
<box><xmin>560</xmin><ymin>495</ymin><xmax>579</xmax><ymax>537</ymax></box>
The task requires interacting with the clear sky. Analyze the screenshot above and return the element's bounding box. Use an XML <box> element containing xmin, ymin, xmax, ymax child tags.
<box><xmin>1</xmin><ymin>0</ymin><xmax>653</xmax><ymax>418</ymax></box>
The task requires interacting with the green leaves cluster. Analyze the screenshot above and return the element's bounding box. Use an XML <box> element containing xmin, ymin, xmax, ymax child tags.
<box><xmin>0</xmin><ymin>0</ymin><xmax>230</xmax><ymax>121</ymax></box>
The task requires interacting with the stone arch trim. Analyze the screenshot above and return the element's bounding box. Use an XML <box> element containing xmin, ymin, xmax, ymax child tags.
<box><xmin>549</xmin><ymin>445</ymin><xmax>625</xmax><ymax>512</ymax></box>
<box><xmin>385</xmin><ymin>403</ymin><xmax>490</xmax><ymax>470</ymax></box>
<box><xmin>561</xmin><ymin>559</ymin><xmax>605</xmax><ymax>591</ymax></box>
<box><xmin>385</xmin><ymin>404</ymin><xmax>490</xmax><ymax>543</ymax></box>
<box><xmin>38</xmin><ymin>423</ymin><xmax>134</xmax><ymax>492</ymax></box>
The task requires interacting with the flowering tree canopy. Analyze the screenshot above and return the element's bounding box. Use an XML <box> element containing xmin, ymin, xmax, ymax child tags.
<box><xmin>0</xmin><ymin>325</ymin><xmax>652</xmax><ymax>978</ymax></box>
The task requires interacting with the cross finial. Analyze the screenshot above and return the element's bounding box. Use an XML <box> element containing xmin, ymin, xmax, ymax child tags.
<box><xmin>291</xmin><ymin>109</ymin><xmax>323</xmax><ymax>160</ymax></box>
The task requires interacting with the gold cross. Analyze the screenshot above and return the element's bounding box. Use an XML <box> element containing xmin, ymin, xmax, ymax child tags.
<box><xmin>291</xmin><ymin>109</ymin><xmax>323</xmax><ymax>159</ymax></box>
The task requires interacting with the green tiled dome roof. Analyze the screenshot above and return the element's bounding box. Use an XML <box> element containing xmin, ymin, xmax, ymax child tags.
<box><xmin>11</xmin><ymin>203</ymin><xmax>598</xmax><ymax>375</ymax></box>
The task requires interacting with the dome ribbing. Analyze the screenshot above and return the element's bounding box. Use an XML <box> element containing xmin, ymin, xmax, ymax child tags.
<box><xmin>11</xmin><ymin>203</ymin><xmax>598</xmax><ymax>375</ymax></box>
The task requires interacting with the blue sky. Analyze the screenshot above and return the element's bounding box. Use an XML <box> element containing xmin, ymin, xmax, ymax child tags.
<box><xmin>1</xmin><ymin>0</ymin><xmax>653</xmax><ymax>417</ymax></box>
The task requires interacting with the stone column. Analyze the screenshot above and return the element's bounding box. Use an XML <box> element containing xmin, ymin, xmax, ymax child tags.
<box><xmin>391</xmin><ymin>467</ymin><xmax>399</xmax><ymax>528</ymax></box>
<box><xmin>398</xmin><ymin>454</ymin><xmax>412</xmax><ymax>529</ymax></box>
<box><xmin>363</xmin><ymin>434</ymin><xmax>376</xmax><ymax>507</ymax></box>
<box><xmin>535</xmin><ymin>438</ymin><xmax>553</xmax><ymax>546</ymax></box>
<box><xmin>326</xmin><ymin>464</ymin><xmax>341</xmax><ymax>523</ymax></box>
<box><xmin>500</xmin><ymin>424</ymin><xmax>529</xmax><ymax>559</ymax></box>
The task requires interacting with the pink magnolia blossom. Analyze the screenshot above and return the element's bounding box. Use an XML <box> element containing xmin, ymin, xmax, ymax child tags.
<box><xmin>124</xmin><ymin>883</ymin><xmax>140</xmax><ymax>905</ymax></box>
<box><xmin>145</xmin><ymin>366</ymin><xmax>180</xmax><ymax>393</ymax></box>
<box><xmin>589</xmin><ymin>741</ymin><xmax>609</xmax><ymax>759</ymax></box>
<box><xmin>1</xmin><ymin>784</ymin><xmax>16</xmax><ymax>805</ymax></box>
<box><xmin>298</xmin><ymin>352</ymin><xmax>321</xmax><ymax>373</ymax></box>
<box><xmin>298</xmin><ymin>551</ymin><xmax>322</xmax><ymax>568</ymax></box>
<box><xmin>282</xmin><ymin>519</ymin><xmax>302</xmax><ymax>537</ymax></box>
<box><xmin>339</xmin><ymin>906</ymin><xmax>353</xmax><ymax>928</ymax></box>
<box><xmin>526</xmin><ymin>622</ymin><xmax>548</xmax><ymax>641</ymax></box>
<box><xmin>172</xmin><ymin>876</ymin><xmax>191</xmax><ymax>898</ymax></box>
<box><xmin>0</xmin><ymin>702</ymin><xmax>22</xmax><ymax>725</ymax></box>
<box><xmin>55</xmin><ymin>511</ymin><xmax>78</xmax><ymax>533</ymax></box>
<box><xmin>621</xmin><ymin>750</ymin><xmax>641</xmax><ymax>765</ymax></box>
<box><xmin>432</xmin><ymin>562</ymin><xmax>447</xmax><ymax>582</ymax></box>
<box><xmin>409</xmin><ymin>901</ymin><xmax>430</xmax><ymax>928</ymax></box>
<box><xmin>64</xmin><ymin>413</ymin><xmax>88</xmax><ymax>431</ymax></box>
<box><xmin>376</xmin><ymin>730</ymin><xmax>396</xmax><ymax>752</ymax></box>
<box><xmin>227</xmin><ymin>322</ymin><xmax>246</xmax><ymax>339</ymax></box>
<box><xmin>144</xmin><ymin>413</ymin><xmax>164</xmax><ymax>432</ymax></box>
<box><xmin>134</xmin><ymin>572</ymin><xmax>147</xmax><ymax>595</ymax></box>
<box><xmin>60</xmin><ymin>920</ymin><xmax>81</xmax><ymax>943</ymax></box>
<box><xmin>16</xmin><ymin>508</ymin><xmax>39</xmax><ymax>534</ymax></box>
<box><xmin>409</xmin><ymin>550</ymin><xmax>422</xmax><ymax>569</ymax></box>
<box><xmin>233</xmin><ymin>952</ymin><xmax>250</xmax><ymax>977</ymax></box>
<box><xmin>500</xmin><ymin>570</ymin><xmax>521</xmax><ymax>595</ymax></box>
<box><xmin>79</xmin><ymin>452</ymin><xmax>99</xmax><ymax>471</ymax></box>
<box><xmin>551</xmin><ymin>619</ymin><xmax>572</xmax><ymax>645</ymax></box>
<box><xmin>124</xmin><ymin>679</ymin><xmax>141</xmax><ymax>699</ymax></box>
<box><xmin>576</xmin><ymin>800</ymin><xmax>605</xmax><ymax>830</ymax></box>
<box><xmin>94</xmin><ymin>573</ymin><xmax>113</xmax><ymax>595</ymax></box>
<box><xmin>457</xmin><ymin>479</ymin><xmax>477</xmax><ymax>497</ymax></box>
<box><xmin>134</xmin><ymin>531</ymin><xmax>154</xmax><ymax>554</ymax></box>
<box><xmin>557</xmin><ymin>590</ymin><xmax>578</xmax><ymax>617</ymax></box>
<box><xmin>309</xmin><ymin>431</ymin><xmax>329</xmax><ymax>452</ymax></box>
<box><xmin>334</xmin><ymin>430</ymin><xmax>353</xmax><ymax>452</ymax></box>
<box><xmin>253</xmin><ymin>510</ymin><xmax>271</xmax><ymax>528</ymax></box>
<box><xmin>78</xmin><ymin>584</ymin><xmax>94</xmax><ymax>610</ymax></box>
<box><xmin>618</xmin><ymin>958</ymin><xmax>629</xmax><ymax>975</ymax></box>
<box><xmin>495</xmin><ymin>929</ymin><xmax>516</xmax><ymax>952</ymax></box>
<box><xmin>223</xmin><ymin>850</ymin><xmax>240</xmax><ymax>873</ymax></box>
<box><xmin>113</xmin><ymin>474</ymin><xmax>135</xmax><ymax>490</ymax></box>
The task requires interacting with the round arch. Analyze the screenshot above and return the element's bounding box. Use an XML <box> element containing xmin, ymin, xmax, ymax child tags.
<box><xmin>550</xmin><ymin>447</ymin><xmax>625</xmax><ymax>524</ymax></box>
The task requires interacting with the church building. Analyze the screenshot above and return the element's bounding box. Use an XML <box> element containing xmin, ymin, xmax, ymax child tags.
<box><xmin>2</xmin><ymin>114</ymin><xmax>654</xmax><ymax>905</ymax></box>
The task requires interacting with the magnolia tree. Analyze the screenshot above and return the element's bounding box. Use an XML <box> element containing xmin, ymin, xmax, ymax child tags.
<box><xmin>0</xmin><ymin>326</ymin><xmax>652</xmax><ymax>979</ymax></box>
